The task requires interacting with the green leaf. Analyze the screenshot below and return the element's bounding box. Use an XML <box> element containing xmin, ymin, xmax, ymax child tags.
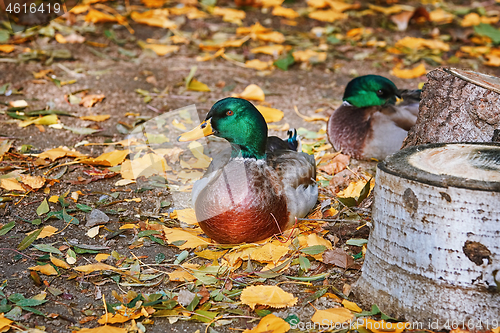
<box><xmin>17</xmin><ymin>228</ymin><xmax>43</xmax><ymax>251</ymax></box>
<box><xmin>32</xmin><ymin>244</ymin><xmax>63</xmax><ymax>255</ymax></box>
<box><xmin>357</xmin><ymin>178</ymin><xmax>372</xmax><ymax>204</ymax></box>
<box><xmin>155</xmin><ymin>253</ymin><xmax>166</xmax><ymax>264</ymax></box>
<box><xmin>346</xmin><ymin>238</ymin><xmax>368</xmax><ymax>247</ymax></box>
<box><xmin>299</xmin><ymin>255</ymin><xmax>311</xmax><ymax>272</ymax></box>
<box><xmin>0</xmin><ymin>221</ymin><xmax>15</xmax><ymax>236</ymax></box>
<box><xmin>300</xmin><ymin>287</ymin><xmax>328</xmax><ymax>305</ymax></box>
<box><xmin>186</xmin><ymin>295</ymin><xmax>200</xmax><ymax>312</ymax></box>
<box><xmin>327</xmin><ymin>35</ymin><xmax>340</xmax><ymax>44</ymax></box>
<box><xmin>174</xmin><ymin>250</ymin><xmax>189</xmax><ymax>265</ymax></box>
<box><xmin>192</xmin><ymin>310</ymin><xmax>218</xmax><ymax>323</ymax></box>
<box><xmin>337</xmin><ymin>197</ymin><xmax>358</xmax><ymax>207</ymax></box>
<box><xmin>8</xmin><ymin>293</ymin><xmax>25</xmax><ymax>303</ymax></box>
<box><xmin>149</xmin><ymin>235</ymin><xmax>164</xmax><ymax>245</ymax></box>
<box><xmin>73</xmin><ymin>246</ymin><xmax>99</xmax><ymax>254</ymax></box>
<box><xmin>137</xmin><ymin>230</ymin><xmax>161</xmax><ymax>238</ymax></box>
<box><xmin>274</xmin><ymin>53</ymin><xmax>295</xmax><ymax>71</ymax></box>
<box><xmin>300</xmin><ymin>245</ymin><xmax>327</xmax><ymax>255</ymax></box>
<box><xmin>474</xmin><ymin>23</ymin><xmax>500</xmax><ymax>44</ymax></box>
<box><xmin>0</xmin><ymin>30</ymin><xmax>9</xmax><ymax>43</ymax></box>
<box><xmin>76</xmin><ymin>203</ymin><xmax>92</xmax><ymax>212</ymax></box>
<box><xmin>20</xmin><ymin>306</ymin><xmax>46</xmax><ymax>317</ymax></box>
<box><xmin>355</xmin><ymin>304</ymin><xmax>381</xmax><ymax>317</ymax></box>
<box><xmin>255</xmin><ymin>309</ymin><xmax>272</xmax><ymax>317</ymax></box>
<box><xmin>0</xmin><ymin>83</ymin><xmax>10</xmax><ymax>95</ymax></box>
<box><xmin>16</xmin><ymin>298</ymin><xmax>48</xmax><ymax>307</ymax></box>
<box><xmin>36</xmin><ymin>199</ymin><xmax>50</xmax><ymax>216</ymax></box>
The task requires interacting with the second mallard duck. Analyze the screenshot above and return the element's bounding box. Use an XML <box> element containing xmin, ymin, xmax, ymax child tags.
<box><xmin>179</xmin><ymin>97</ymin><xmax>318</xmax><ymax>244</ymax></box>
<box><xmin>327</xmin><ymin>75</ymin><xmax>421</xmax><ymax>160</ymax></box>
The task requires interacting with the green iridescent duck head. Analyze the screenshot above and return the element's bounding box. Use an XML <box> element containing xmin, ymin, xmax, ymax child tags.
<box><xmin>179</xmin><ymin>97</ymin><xmax>268</xmax><ymax>159</ymax></box>
<box><xmin>343</xmin><ymin>75</ymin><xmax>400</xmax><ymax>108</ymax></box>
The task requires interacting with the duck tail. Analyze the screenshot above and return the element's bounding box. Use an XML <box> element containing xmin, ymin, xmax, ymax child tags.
<box><xmin>286</xmin><ymin>128</ymin><xmax>301</xmax><ymax>152</ymax></box>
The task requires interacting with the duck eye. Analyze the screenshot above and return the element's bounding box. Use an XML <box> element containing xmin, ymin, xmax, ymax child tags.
<box><xmin>377</xmin><ymin>89</ymin><xmax>384</xmax><ymax>96</ymax></box>
<box><xmin>226</xmin><ymin>110</ymin><xmax>234</xmax><ymax>116</ymax></box>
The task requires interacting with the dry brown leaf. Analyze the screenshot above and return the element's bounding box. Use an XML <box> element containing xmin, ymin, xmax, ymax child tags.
<box><xmin>29</xmin><ymin>225</ymin><xmax>58</xmax><ymax>239</ymax></box>
<box><xmin>368</xmin><ymin>4</ymin><xmax>409</xmax><ymax>15</ymax></box>
<box><xmin>311</xmin><ymin>308</ymin><xmax>354</xmax><ymax>326</ymax></box>
<box><xmin>322</xmin><ymin>248</ymin><xmax>355</xmax><ymax>268</ymax></box>
<box><xmin>95</xmin><ymin>253</ymin><xmax>110</xmax><ymax>262</ymax></box>
<box><xmin>29</xmin><ymin>264</ymin><xmax>58</xmax><ymax>276</ymax></box>
<box><xmin>240</xmin><ymin>285</ymin><xmax>297</xmax><ymax>310</ymax></box>
<box><xmin>243</xmin><ymin>314</ymin><xmax>290</xmax><ymax>333</ymax></box>
<box><xmin>80</xmin><ymin>94</ymin><xmax>106</xmax><ymax>107</ymax></box>
<box><xmin>195</xmin><ymin>249</ymin><xmax>228</xmax><ymax>260</ymax></box>
<box><xmin>318</xmin><ymin>153</ymin><xmax>350</xmax><ymax>175</ymax></box>
<box><xmin>237</xmin><ymin>22</ymin><xmax>269</xmax><ymax>35</ymax></box>
<box><xmin>391</xmin><ymin>63</ymin><xmax>427</xmax><ymax>79</ymax></box>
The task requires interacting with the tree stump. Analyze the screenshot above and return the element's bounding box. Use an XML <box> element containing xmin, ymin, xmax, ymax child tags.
<box><xmin>403</xmin><ymin>68</ymin><xmax>500</xmax><ymax>148</ymax></box>
<box><xmin>355</xmin><ymin>143</ymin><xmax>500</xmax><ymax>330</ymax></box>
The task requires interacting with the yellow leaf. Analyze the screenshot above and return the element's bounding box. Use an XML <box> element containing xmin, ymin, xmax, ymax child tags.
<box><xmin>258</xmin><ymin>0</ymin><xmax>284</xmax><ymax>7</ymax></box>
<box><xmin>31</xmin><ymin>225</ymin><xmax>58</xmax><ymax>239</ymax></box>
<box><xmin>51</xmin><ymin>255</ymin><xmax>71</xmax><ymax>269</ymax></box>
<box><xmin>0</xmin><ymin>314</ymin><xmax>13</xmax><ymax>332</ymax></box>
<box><xmin>245</xmin><ymin>59</ymin><xmax>273</xmax><ymax>71</ymax></box>
<box><xmin>49</xmin><ymin>195</ymin><xmax>59</xmax><ymax>203</ymax></box>
<box><xmin>395</xmin><ymin>37</ymin><xmax>449</xmax><ymax>52</ymax></box>
<box><xmin>85</xmin><ymin>9</ymin><xmax>119</xmax><ymax>23</ymax></box>
<box><xmin>195</xmin><ymin>249</ymin><xmax>228</xmax><ymax>260</ymax></box>
<box><xmin>272</xmin><ymin>6</ymin><xmax>299</xmax><ymax>19</ymax></box>
<box><xmin>429</xmin><ymin>8</ymin><xmax>454</xmax><ymax>24</ymax></box>
<box><xmin>115</xmin><ymin>179</ymin><xmax>135</xmax><ymax>186</ymax></box>
<box><xmin>70</xmin><ymin>4</ymin><xmax>90</xmax><ymax>14</ymax></box>
<box><xmin>187</xmin><ymin>78</ymin><xmax>211</xmax><ymax>92</ymax></box>
<box><xmin>20</xmin><ymin>175</ymin><xmax>45</xmax><ymax>190</ymax></box>
<box><xmin>167</xmin><ymin>268</ymin><xmax>196</xmax><ymax>281</ymax></box>
<box><xmin>0</xmin><ymin>178</ymin><xmax>26</xmax><ymax>192</ymax></box>
<box><xmin>337</xmin><ymin>178</ymin><xmax>373</xmax><ymax>198</ymax></box>
<box><xmin>492</xmin><ymin>328</ymin><xmax>500</xmax><ymax>333</ymax></box>
<box><xmin>461</xmin><ymin>12</ymin><xmax>499</xmax><ymax>27</ymax></box>
<box><xmin>292</xmin><ymin>50</ymin><xmax>327</xmax><ymax>63</ymax></box>
<box><xmin>255</xmin><ymin>31</ymin><xmax>285</xmax><ymax>43</ymax></box>
<box><xmin>196</xmin><ymin>48</ymin><xmax>225</xmax><ymax>61</ymax></box>
<box><xmin>80</xmin><ymin>150</ymin><xmax>129</xmax><ymax>167</ymax></box>
<box><xmin>37</xmin><ymin>147</ymin><xmax>87</xmax><ymax>162</ymax></box>
<box><xmin>0</xmin><ymin>45</ymin><xmax>15</xmax><ymax>53</ymax></box>
<box><xmin>251</xmin><ymin>45</ymin><xmax>284</xmax><ymax>56</ymax></box>
<box><xmin>251</xmin><ymin>242</ymin><xmax>289</xmax><ymax>263</ymax></box>
<box><xmin>171</xmin><ymin>35</ymin><xmax>190</xmax><ymax>44</ymax></box>
<box><xmin>256</xmin><ymin>105</ymin><xmax>284</xmax><ymax>123</ymax></box>
<box><xmin>124</xmin><ymin>198</ymin><xmax>141</xmax><ymax>202</ymax></box>
<box><xmin>163</xmin><ymin>227</ymin><xmax>211</xmax><ymax>249</ymax></box>
<box><xmin>326</xmin><ymin>0</ymin><xmax>358</xmax><ymax>12</ymax></box>
<box><xmin>121</xmin><ymin>153</ymin><xmax>171</xmax><ymax>180</ymax></box>
<box><xmin>55</xmin><ymin>33</ymin><xmax>67</xmax><ymax>44</ymax></box>
<box><xmin>299</xmin><ymin>233</ymin><xmax>333</xmax><ymax>250</ymax></box>
<box><xmin>306</xmin><ymin>0</ymin><xmax>330</xmax><ymax>8</ymax></box>
<box><xmin>29</xmin><ymin>264</ymin><xmax>58</xmax><ymax>276</ymax></box>
<box><xmin>174</xmin><ymin>208</ymin><xmax>198</xmax><ymax>225</ymax></box>
<box><xmin>79</xmin><ymin>324</ymin><xmax>127</xmax><ymax>333</ymax></box>
<box><xmin>342</xmin><ymin>299</ymin><xmax>362</xmax><ymax>312</ymax></box>
<box><xmin>80</xmin><ymin>115</ymin><xmax>111</xmax><ymax>122</ymax></box>
<box><xmin>235</xmin><ymin>84</ymin><xmax>265</xmax><ymax>101</ymax></box>
<box><xmin>19</xmin><ymin>115</ymin><xmax>59</xmax><ymax>128</ymax></box>
<box><xmin>368</xmin><ymin>4</ymin><xmax>408</xmax><ymax>15</ymax></box>
<box><xmin>243</xmin><ymin>314</ymin><xmax>290</xmax><ymax>333</ymax></box>
<box><xmin>98</xmin><ymin>311</ymin><xmax>143</xmax><ymax>324</ymax></box>
<box><xmin>311</xmin><ymin>308</ymin><xmax>354</xmax><ymax>326</ymax></box>
<box><xmin>309</xmin><ymin>10</ymin><xmax>347</xmax><ymax>22</ymax></box>
<box><xmin>485</xmin><ymin>54</ymin><xmax>500</xmax><ymax>67</ymax></box>
<box><xmin>74</xmin><ymin>263</ymin><xmax>118</xmax><ymax>273</ymax></box>
<box><xmin>95</xmin><ymin>253</ymin><xmax>110</xmax><ymax>262</ymax></box>
<box><xmin>391</xmin><ymin>63</ymin><xmax>427</xmax><ymax>79</ymax></box>
<box><xmin>143</xmin><ymin>44</ymin><xmax>179</xmax><ymax>56</ymax></box>
<box><xmin>213</xmin><ymin>7</ymin><xmax>246</xmax><ymax>24</ymax></box>
<box><xmin>119</xmin><ymin>224</ymin><xmax>138</xmax><ymax>229</ymax></box>
<box><xmin>460</xmin><ymin>46</ymin><xmax>490</xmax><ymax>57</ymax></box>
<box><xmin>130</xmin><ymin>10</ymin><xmax>177</xmax><ymax>28</ymax></box>
<box><xmin>240</xmin><ymin>285</ymin><xmax>297</xmax><ymax>310</ymax></box>
<box><xmin>237</xmin><ymin>22</ymin><xmax>270</xmax><ymax>35</ymax></box>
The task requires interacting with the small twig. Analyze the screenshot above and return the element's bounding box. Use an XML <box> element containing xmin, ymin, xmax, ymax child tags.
<box><xmin>0</xmin><ymin>248</ymin><xmax>35</xmax><ymax>260</ymax></box>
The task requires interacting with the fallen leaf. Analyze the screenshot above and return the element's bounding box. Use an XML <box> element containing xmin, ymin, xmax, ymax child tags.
<box><xmin>87</xmin><ymin>225</ymin><xmax>100</xmax><ymax>238</ymax></box>
<box><xmin>80</xmin><ymin>150</ymin><xmax>129</xmax><ymax>167</ymax></box>
<box><xmin>0</xmin><ymin>45</ymin><xmax>15</xmax><ymax>53</ymax></box>
<box><xmin>36</xmin><ymin>147</ymin><xmax>87</xmax><ymax>162</ymax></box>
<box><xmin>309</xmin><ymin>10</ymin><xmax>347</xmax><ymax>23</ymax></box>
<box><xmin>0</xmin><ymin>178</ymin><xmax>26</xmax><ymax>192</ymax></box>
<box><xmin>187</xmin><ymin>78</ymin><xmax>211</xmax><ymax>92</ymax></box>
<box><xmin>256</xmin><ymin>105</ymin><xmax>284</xmax><ymax>123</ymax></box>
<box><xmin>174</xmin><ymin>208</ymin><xmax>198</xmax><ymax>225</ymax></box>
<box><xmin>95</xmin><ymin>253</ymin><xmax>110</xmax><ymax>262</ymax></box>
<box><xmin>98</xmin><ymin>311</ymin><xmax>143</xmax><ymax>324</ymax></box>
<box><xmin>80</xmin><ymin>115</ymin><xmax>111</xmax><ymax>122</ymax></box>
<box><xmin>74</xmin><ymin>263</ymin><xmax>118</xmax><ymax>273</ymax></box>
<box><xmin>130</xmin><ymin>10</ymin><xmax>177</xmax><ymax>28</ymax></box>
<box><xmin>255</xmin><ymin>31</ymin><xmax>285</xmax><ymax>43</ymax></box>
<box><xmin>322</xmin><ymin>248</ymin><xmax>355</xmax><ymax>269</ymax></box>
<box><xmin>391</xmin><ymin>63</ymin><xmax>427</xmax><ymax>79</ymax></box>
<box><xmin>196</xmin><ymin>48</ymin><xmax>225</xmax><ymax>61</ymax></box>
<box><xmin>80</xmin><ymin>94</ymin><xmax>106</xmax><ymax>107</ymax></box>
<box><xmin>245</xmin><ymin>59</ymin><xmax>273</xmax><ymax>70</ymax></box>
<box><xmin>251</xmin><ymin>242</ymin><xmax>289</xmax><ymax>263</ymax></box>
<box><xmin>342</xmin><ymin>299</ymin><xmax>362</xmax><ymax>312</ymax></box>
<box><xmin>9</xmin><ymin>100</ymin><xmax>28</xmax><ymax>108</ymax></box>
<box><xmin>272</xmin><ymin>6</ymin><xmax>299</xmax><ymax>19</ymax></box>
<box><xmin>395</xmin><ymin>36</ymin><xmax>449</xmax><ymax>52</ymax></box>
<box><xmin>292</xmin><ymin>49</ymin><xmax>327</xmax><ymax>63</ymax></box>
<box><xmin>429</xmin><ymin>8</ymin><xmax>454</xmax><ymax>24</ymax></box>
<box><xmin>19</xmin><ymin>115</ymin><xmax>59</xmax><ymax>128</ymax></box>
<box><xmin>20</xmin><ymin>175</ymin><xmax>45</xmax><ymax>190</ymax></box>
<box><xmin>251</xmin><ymin>45</ymin><xmax>284</xmax><ymax>56</ymax></box>
<box><xmin>163</xmin><ymin>227</ymin><xmax>211</xmax><ymax>249</ymax></box>
<box><xmin>167</xmin><ymin>268</ymin><xmax>196</xmax><ymax>281</ymax></box>
<box><xmin>78</xmin><ymin>325</ymin><xmax>127</xmax><ymax>333</ymax></box>
<box><xmin>318</xmin><ymin>153</ymin><xmax>350</xmax><ymax>175</ymax></box>
<box><xmin>51</xmin><ymin>255</ymin><xmax>71</xmax><ymax>269</ymax></box>
<box><xmin>213</xmin><ymin>7</ymin><xmax>246</xmax><ymax>24</ymax></box>
<box><xmin>368</xmin><ymin>4</ymin><xmax>408</xmax><ymax>15</ymax></box>
<box><xmin>33</xmin><ymin>225</ymin><xmax>58</xmax><ymax>239</ymax></box>
<box><xmin>390</xmin><ymin>11</ymin><xmax>414</xmax><ymax>31</ymax></box>
<box><xmin>121</xmin><ymin>153</ymin><xmax>171</xmax><ymax>180</ymax></box>
<box><xmin>357</xmin><ymin>319</ymin><xmax>411</xmax><ymax>333</ymax></box>
<box><xmin>461</xmin><ymin>12</ymin><xmax>499</xmax><ymax>27</ymax></box>
<box><xmin>243</xmin><ymin>314</ymin><xmax>290</xmax><ymax>333</ymax></box>
<box><xmin>85</xmin><ymin>9</ymin><xmax>120</xmax><ymax>23</ymax></box>
<box><xmin>29</xmin><ymin>264</ymin><xmax>58</xmax><ymax>276</ymax></box>
<box><xmin>143</xmin><ymin>44</ymin><xmax>179</xmax><ymax>56</ymax></box>
<box><xmin>240</xmin><ymin>285</ymin><xmax>297</xmax><ymax>310</ymax></box>
<box><xmin>311</xmin><ymin>308</ymin><xmax>354</xmax><ymax>326</ymax></box>
<box><xmin>234</xmin><ymin>84</ymin><xmax>265</xmax><ymax>101</ymax></box>
<box><xmin>0</xmin><ymin>313</ymin><xmax>13</xmax><ymax>332</ymax></box>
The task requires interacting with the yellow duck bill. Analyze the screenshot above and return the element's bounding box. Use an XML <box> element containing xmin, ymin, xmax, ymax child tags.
<box><xmin>178</xmin><ymin>119</ymin><xmax>214</xmax><ymax>142</ymax></box>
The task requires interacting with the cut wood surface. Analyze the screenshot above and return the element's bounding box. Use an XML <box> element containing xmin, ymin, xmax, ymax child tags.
<box><xmin>403</xmin><ymin>68</ymin><xmax>500</xmax><ymax>148</ymax></box>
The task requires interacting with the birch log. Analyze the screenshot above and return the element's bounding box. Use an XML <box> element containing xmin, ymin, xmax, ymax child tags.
<box><xmin>355</xmin><ymin>143</ymin><xmax>500</xmax><ymax>330</ymax></box>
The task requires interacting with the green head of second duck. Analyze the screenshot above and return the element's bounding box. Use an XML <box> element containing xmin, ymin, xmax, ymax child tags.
<box><xmin>343</xmin><ymin>75</ymin><xmax>400</xmax><ymax>108</ymax></box>
<box><xmin>203</xmin><ymin>97</ymin><xmax>268</xmax><ymax>160</ymax></box>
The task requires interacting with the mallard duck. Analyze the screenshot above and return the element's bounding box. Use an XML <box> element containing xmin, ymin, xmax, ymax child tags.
<box><xmin>178</xmin><ymin>97</ymin><xmax>318</xmax><ymax>244</ymax></box>
<box><xmin>327</xmin><ymin>75</ymin><xmax>421</xmax><ymax>160</ymax></box>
